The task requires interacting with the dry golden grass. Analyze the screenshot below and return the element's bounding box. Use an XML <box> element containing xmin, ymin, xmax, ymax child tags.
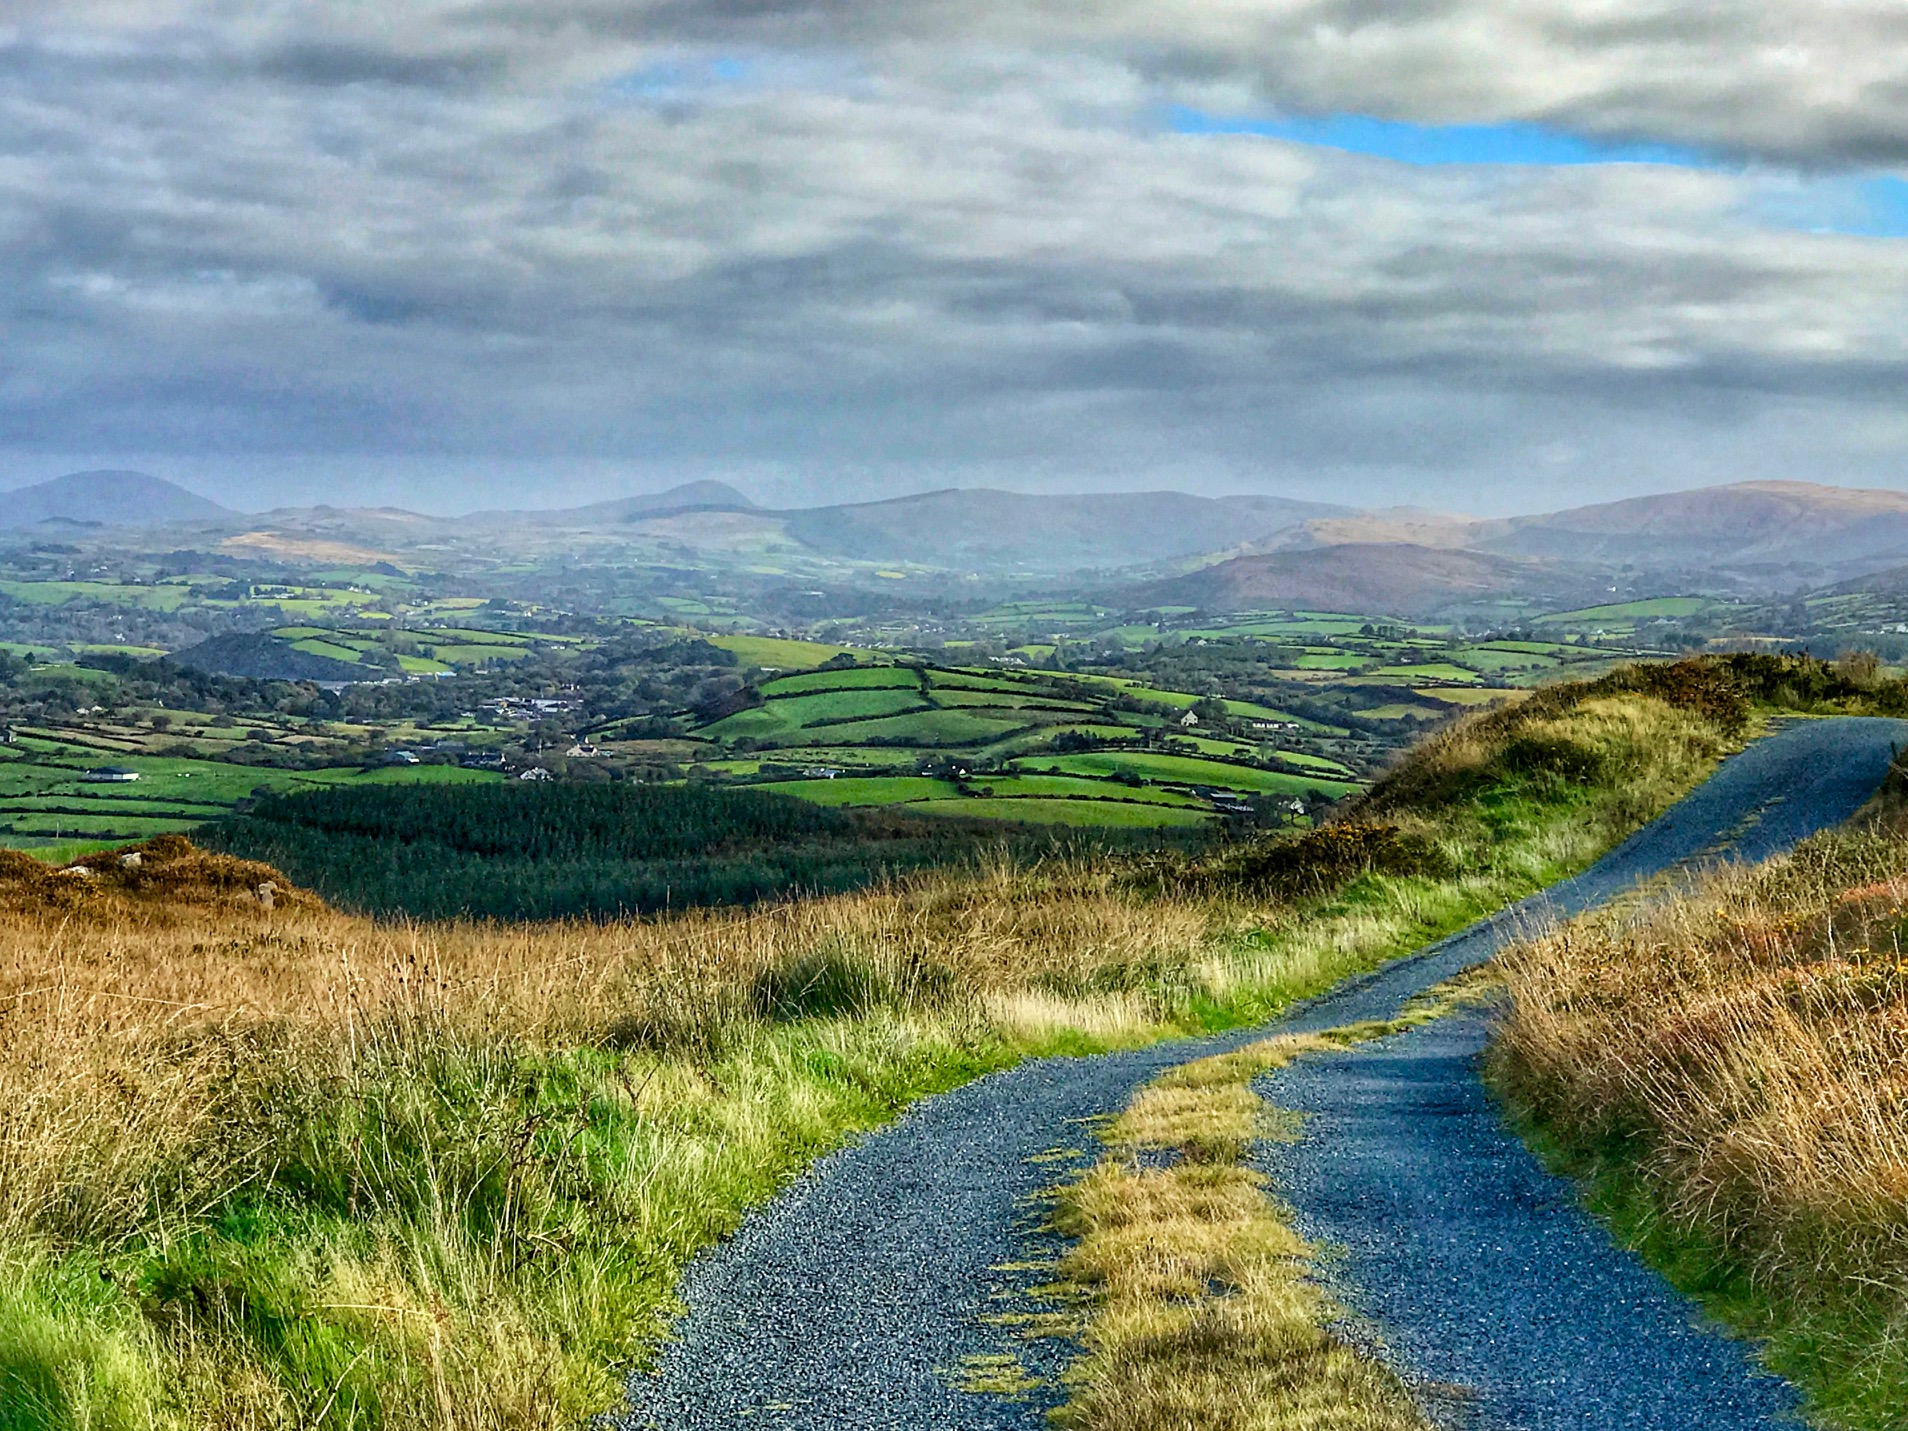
<box><xmin>1047</xmin><ymin>980</ymin><xmax>1498</xmax><ymax>1431</ymax></box>
<box><xmin>1492</xmin><ymin>830</ymin><xmax>1908</xmax><ymax>1428</ymax></box>
<box><xmin>0</xmin><ymin>846</ymin><xmax>1239</xmax><ymax>1247</ymax></box>
<box><xmin>0</xmin><ymin>840</ymin><xmax>1284</xmax><ymax>1430</ymax></box>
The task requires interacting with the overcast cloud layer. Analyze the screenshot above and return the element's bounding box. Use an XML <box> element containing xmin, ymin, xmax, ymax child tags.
<box><xmin>3</xmin><ymin>2</ymin><xmax>1908</xmax><ymax>513</ymax></box>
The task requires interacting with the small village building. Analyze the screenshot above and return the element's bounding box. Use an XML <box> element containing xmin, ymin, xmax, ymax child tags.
<box><xmin>82</xmin><ymin>766</ymin><xmax>140</xmax><ymax>783</ymax></box>
<box><xmin>1179</xmin><ymin>711</ymin><xmax>1201</xmax><ymax>727</ymax></box>
<box><xmin>519</xmin><ymin>767</ymin><xmax>555</xmax><ymax>782</ymax></box>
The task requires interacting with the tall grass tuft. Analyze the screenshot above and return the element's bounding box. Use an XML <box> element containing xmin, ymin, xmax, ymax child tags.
<box><xmin>1493</xmin><ymin>828</ymin><xmax>1908</xmax><ymax>1429</ymax></box>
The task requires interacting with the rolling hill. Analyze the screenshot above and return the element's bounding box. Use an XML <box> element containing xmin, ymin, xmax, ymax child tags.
<box><xmin>778</xmin><ymin>488</ymin><xmax>1348</xmax><ymax>572</ymax></box>
<box><xmin>1477</xmin><ymin>481</ymin><xmax>1908</xmax><ymax>579</ymax></box>
<box><xmin>1125</xmin><ymin>543</ymin><xmax>1585</xmax><ymax>617</ymax></box>
<box><xmin>0</xmin><ymin>471</ymin><xmax>232</xmax><ymax>529</ymax></box>
<box><xmin>63</xmin><ymin>474</ymin><xmax>1908</xmax><ymax>592</ymax></box>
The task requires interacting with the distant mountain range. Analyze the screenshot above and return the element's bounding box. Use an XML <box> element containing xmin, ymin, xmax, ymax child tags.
<box><xmin>1127</xmin><ymin>543</ymin><xmax>1592</xmax><ymax>619</ymax></box>
<box><xmin>31</xmin><ymin>469</ymin><xmax>1908</xmax><ymax>614</ymax></box>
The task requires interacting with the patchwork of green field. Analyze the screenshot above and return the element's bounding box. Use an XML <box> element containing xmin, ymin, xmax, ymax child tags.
<box><xmin>970</xmin><ymin>601</ymin><xmax>1113</xmax><ymax>629</ymax></box>
<box><xmin>0</xmin><ymin>580</ymin><xmax>197</xmax><ymax>611</ymax></box>
<box><xmin>244</xmin><ymin>622</ymin><xmax>597</xmax><ymax>675</ymax></box>
<box><xmin>688</xmin><ymin>660</ymin><xmax>1376</xmax><ymax>826</ymax></box>
<box><xmin>0</xmin><ymin>734</ymin><xmax>501</xmax><ymax>853</ymax></box>
<box><xmin>1534</xmin><ymin>597</ymin><xmax>1711</xmax><ymax>625</ymax></box>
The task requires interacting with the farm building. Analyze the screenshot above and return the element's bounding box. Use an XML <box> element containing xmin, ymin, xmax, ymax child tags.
<box><xmin>82</xmin><ymin>767</ymin><xmax>141</xmax><ymax>783</ymax></box>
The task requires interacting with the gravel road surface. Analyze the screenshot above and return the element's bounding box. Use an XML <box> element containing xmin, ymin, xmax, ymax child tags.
<box><xmin>623</xmin><ymin>717</ymin><xmax>1905</xmax><ymax>1430</ymax></box>
<box><xmin>1252</xmin><ymin>714</ymin><xmax>1908</xmax><ymax>1429</ymax></box>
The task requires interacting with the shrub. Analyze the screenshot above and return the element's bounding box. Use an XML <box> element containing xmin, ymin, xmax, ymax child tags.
<box><xmin>1195</xmin><ymin>823</ymin><xmax>1451</xmax><ymax>900</ymax></box>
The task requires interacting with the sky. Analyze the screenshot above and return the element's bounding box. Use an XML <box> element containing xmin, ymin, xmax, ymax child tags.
<box><xmin>3</xmin><ymin>2</ymin><xmax>1908</xmax><ymax>516</ymax></box>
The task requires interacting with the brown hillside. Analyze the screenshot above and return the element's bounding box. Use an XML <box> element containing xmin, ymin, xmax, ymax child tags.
<box><xmin>1127</xmin><ymin>542</ymin><xmax>1570</xmax><ymax>616</ymax></box>
<box><xmin>1482</xmin><ymin>479</ymin><xmax>1908</xmax><ymax>573</ymax></box>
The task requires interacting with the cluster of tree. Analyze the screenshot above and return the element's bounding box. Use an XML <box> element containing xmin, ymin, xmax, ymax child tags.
<box><xmin>201</xmin><ymin>781</ymin><xmax>1125</xmax><ymax>920</ymax></box>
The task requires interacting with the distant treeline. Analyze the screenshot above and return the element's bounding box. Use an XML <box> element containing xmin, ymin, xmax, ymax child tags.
<box><xmin>201</xmin><ymin>782</ymin><xmax>1175</xmax><ymax>921</ymax></box>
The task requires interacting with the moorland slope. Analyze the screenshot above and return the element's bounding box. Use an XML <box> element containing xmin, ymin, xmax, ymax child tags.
<box><xmin>6</xmin><ymin>654</ymin><xmax>1847</xmax><ymax>1431</ymax></box>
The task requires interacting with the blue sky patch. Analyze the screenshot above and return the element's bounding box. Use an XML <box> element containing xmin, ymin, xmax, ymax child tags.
<box><xmin>604</xmin><ymin>55</ymin><xmax>755</xmax><ymax>101</ymax></box>
<box><xmin>1167</xmin><ymin>106</ymin><xmax>1711</xmax><ymax>169</ymax></box>
<box><xmin>1171</xmin><ymin>105</ymin><xmax>1908</xmax><ymax>238</ymax></box>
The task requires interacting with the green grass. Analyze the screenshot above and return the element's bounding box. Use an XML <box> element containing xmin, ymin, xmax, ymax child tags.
<box><xmin>1015</xmin><ymin>751</ymin><xmax>1362</xmax><ymax>799</ymax></box>
<box><xmin>289</xmin><ymin>638</ymin><xmax>365</xmax><ymax>663</ymax></box>
<box><xmin>700</xmin><ymin>706</ymin><xmax>796</xmax><ymax>740</ymax></box>
<box><xmin>760</xmin><ymin>689</ymin><xmax>928</xmax><ymax>725</ymax></box>
<box><xmin>709</xmin><ymin>635</ymin><xmax>866</xmax><ymax>669</ymax></box>
<box><xmin>0</xmin><ymin>740</ymin><xmax>501</xmax><ymax>852</ymax></box>
<box><xmin>1414</xmin><ymin>687</ymin><xmax>1510</xmax><ymax>707</ymax></box>
<box><xmin>1263</xmin><ymin>750</ymin><xmax>1356</xmax><ymax>776</ymax></box>
<box><xmin>1534</xmin><ymin>597</ymin><xmax>1710</xmax><ymax>624</ymax></box>
<box><xmin>753</xmin><ymin>777</ymin><xmax>960</xmax><ymax>806</ymax></box>
<box><xmin>723</xmin><ymin>710</ymin><xmax>1028</xmax><ymax>749</ymax></box>
<box><xmin>425</xmin><ymin>645</ymin><xmax>532</xmax><ymax>665</ymax></box>
<box><xmin>907</xmin><ymin>797</ymin><xmax>1212</xmax><ymax>827</ymax></box>
<box><xmin>930</xmin><ymin>690</ymin><xmax>1096</xmax><ymax>713</ymax></box>
<box><xmin>0</xmin><ymin>580</ymin><xmax>193</xmax><ymax>611</ymax></box>
<box><xmin>1451</xmin><ymin>649</ymin><xmax>1559</xmax><ymax>675</ymax></box>
<box><xmin>762</xmin><ymin>668</ymin><xmax>920</xmax><ymax>696</ymax></box>
<box><xmin>1369</xmin><ymin>663</ymin><xmax>1483</xmax><ymax>683</ymax></box>
<box><xmin>966</xmin><ymin>774</ymin><xmax>1206</xmax><ymax>807</ymax></box>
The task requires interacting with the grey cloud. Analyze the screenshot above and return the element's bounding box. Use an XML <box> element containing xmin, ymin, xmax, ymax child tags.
<box><xmin>474</xmin><ymin>0</ymin><xmax>1908</xmax><ymax>167</ymax></box>
<box><xmin>3</xmin><ymin>5</ymin><xmax>1908</xmax><ymax>513</ymax></box>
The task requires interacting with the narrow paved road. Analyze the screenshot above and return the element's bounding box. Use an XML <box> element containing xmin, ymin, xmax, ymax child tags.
<box><xmin>1250</xmin><ymin>716</ymin><xmax>1908</xmax><ymax>1430</ymax></box>
<box><xmin>621</xmin><ymin>717</ymin><xmax>1906</xmax><ymax>1431</ymax></box>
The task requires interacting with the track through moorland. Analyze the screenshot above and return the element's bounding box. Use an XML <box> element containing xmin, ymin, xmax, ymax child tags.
<box><xmin>621</xmin><ymin>717</ymin><xmax>1907</xmax><ymax>1431</ymax></box>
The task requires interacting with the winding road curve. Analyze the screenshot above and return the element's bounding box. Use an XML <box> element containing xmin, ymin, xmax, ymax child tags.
<box><xmin>621</xmin><ymin>717</ymin><xmax>1907</xmax><ymax>1431</ymax></box>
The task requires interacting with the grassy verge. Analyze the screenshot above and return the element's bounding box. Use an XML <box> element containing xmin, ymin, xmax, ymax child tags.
<box><xmin>1490</xmin><ymin>823</ymin><xmax>1908</xmax><ymax>1429</ymax></box>
<box><xmin>0</xmin><ymin>660</ymin><xmax>1775</xmax><ymax>1430</ymax></box>
<box><xmin>1045</xmin><ymin>983</ymin><xmax>1490</xmax><ymax>1431</ymax></box>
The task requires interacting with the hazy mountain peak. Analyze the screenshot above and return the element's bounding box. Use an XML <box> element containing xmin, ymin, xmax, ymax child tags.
<box><xmin>0</xmin><ymin>471</ymin><xmax>232</xmax><ymax>529</ymax></box>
